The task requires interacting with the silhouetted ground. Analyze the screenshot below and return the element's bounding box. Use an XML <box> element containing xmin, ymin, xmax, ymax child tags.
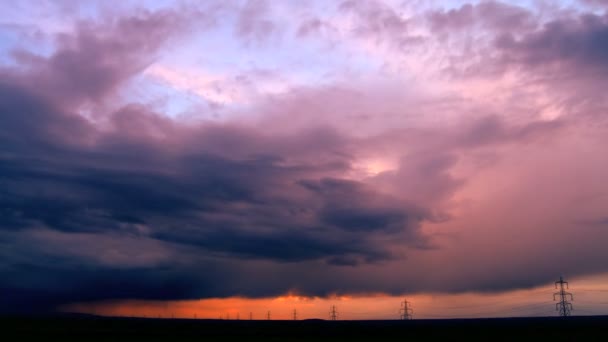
<box><xmin>1</xmin><ymin>314</ymin><xmax>607</xmax><ymax>341</ymax></box>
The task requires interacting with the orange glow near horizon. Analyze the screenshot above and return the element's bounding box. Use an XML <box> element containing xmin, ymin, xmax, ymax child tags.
<box><xmin>60</xmin><ymin>274</ymin><xmax>608</xmax><ymax>320</ymax></box>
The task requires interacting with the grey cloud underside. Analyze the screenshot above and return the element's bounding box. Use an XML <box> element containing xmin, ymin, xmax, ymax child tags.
<box><xmin>0</xmin><ymin>86</ymin><xmax>434</xmax><ymax>311</ymax></box>
<box><xmin>0</xmin><ymin>86</ymin><xmax>429</xmax><ymax>261</ymax></box>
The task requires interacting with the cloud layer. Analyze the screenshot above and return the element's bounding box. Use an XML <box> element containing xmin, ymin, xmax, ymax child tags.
<box><xmin>1</xmin><ymin>0</ymin><xmax>608</xmax><ymax>313</ymax></box>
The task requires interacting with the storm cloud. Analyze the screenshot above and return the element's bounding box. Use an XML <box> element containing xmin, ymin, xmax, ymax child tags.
<box><xmin>2</xmin><ymin>1</ymin><xmax>608</xmax><ymax>314</ymax></box>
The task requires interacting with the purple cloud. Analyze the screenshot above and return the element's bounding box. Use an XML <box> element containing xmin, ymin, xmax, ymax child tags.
<box><xmin>2</xmin><ymin>1</ymin><xmax>608</xmax><ymax>316</ymax></box>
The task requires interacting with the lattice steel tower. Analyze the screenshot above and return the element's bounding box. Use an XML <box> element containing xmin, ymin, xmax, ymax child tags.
<box><xmin>553</xmin><ymin>276</ymin><xmax>573</xmax><ymax>317</ymax></box>
<box><xmin>400</xmin><ymin>299</ymin><xmax>413</xmax><ymax>320</ymax></box>
<box><xmin>329</xmin><ymin>305</ymin><xmax>338</xmax><ymax>321</ymax></box>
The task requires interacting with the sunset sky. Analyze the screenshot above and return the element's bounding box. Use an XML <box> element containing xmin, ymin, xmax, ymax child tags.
<box><xmin>1</xmin><ymin>0</ymin><xmax>608</xmax><ymax>319</ymax></box>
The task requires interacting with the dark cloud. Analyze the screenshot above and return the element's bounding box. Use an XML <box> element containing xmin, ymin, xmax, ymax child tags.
<box><xmin>494</xmin><ymin>12</ymin><xmax>608</xmax><ymax>73</ymax></box>
<box><xmin>301</xmin><ymin>178</ymin><xmax>423</xmax><ymax>234</ymax></box>
<box><xmin>0</xmin><ymin>107</ymin><xmax>429</xmax><ymax>263</ymax></box>
<box><xmin>0</xmin><ymin>260</ymin><xmax>220</xmax><ymax>314</ymax></box>
<box><xmin>0</xmin><ymin>10</ymin><xmax>439</xmax><ymax>313</ymax></box>
<box><xmin>432</xmin><ymin>5</ymin><xmax>608</xmax><ymax>80</ymax></box>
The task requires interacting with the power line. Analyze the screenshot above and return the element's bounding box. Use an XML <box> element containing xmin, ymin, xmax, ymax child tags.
<box><xmin>554</xmin><ymin>276</ymin><xmax>574</xmax><ymax>317</ymax></box>
<box><xmin>400</xmin><ymin>299</ymin><xmax>414</xmax><ymax>320</ymax></box>
<box><xmin>329</xmin><ymin>305</ymin><xmax>338</xmax><ymax>321</ymax></box>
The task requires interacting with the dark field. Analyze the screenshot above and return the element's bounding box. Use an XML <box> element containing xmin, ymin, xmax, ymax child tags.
<box><xmin>2</xmin><ymin>315</ymin><xmax>608</xmax><ymax>341</ymax></box>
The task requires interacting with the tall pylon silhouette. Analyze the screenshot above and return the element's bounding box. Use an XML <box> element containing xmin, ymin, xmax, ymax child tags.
<box><xmin>400</xmin><ymin>299</ymin><xmax>413</xmax><ymax>320</ymax></box>
<box><xmin>329</xmin><ymin>305</ymin><xmax>338</xmax><ymax>321</ymax></box>
<box><xmin>554</xmin><ymin>276</ymin><xmax>573</xmax><ymax>317</ymax></box>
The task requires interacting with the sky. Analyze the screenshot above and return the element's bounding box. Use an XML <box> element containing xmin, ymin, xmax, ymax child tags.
<box><xmin>1</xmin><ymin>0</ymin><xmax>608</xmax><ymax>319</ymax></box>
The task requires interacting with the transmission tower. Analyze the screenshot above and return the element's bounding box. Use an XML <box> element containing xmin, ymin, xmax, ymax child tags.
<box><xmin>237</xmin><ymin>313</ymin><xmax>240</xmax><ymax>320</ymax></box>
<box><xmin>400</xmin><ymin>299</ymin><xmax>413</xmax><ymax>320</ymax></box>
<box><xmin>293</xmin><ymin>309</ymin><xmax>297</xmax><ymax>320</ymax></box>
<box><xmin>329</xmin><ymin>305</ymin><xmax>338</xmax><ymax>321</ymax></box>
<box><xmin>267</xmin><ymin>311</ymin><xmax>271</xmax><ymax>320</ymax></box>
<box><xmin>553</xmin><ymin>276</ymin><xmax>574</xmax><ymax>317</ymax></box>
<box><xmin>249</xmin><ymin>312</ymin><xmax>253</xmax><ymax>320</ymax></box>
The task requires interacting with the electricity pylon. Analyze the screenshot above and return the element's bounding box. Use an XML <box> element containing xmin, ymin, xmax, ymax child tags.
<box><xmin>400</xmin><ymin>299</ymin><xmax>413</xmax><ymax>320</ymax></box>
<box><xmin>293</xmin><ymin>309</ymin><xmax>297</xmax><ymax>320</ymax></box>
<box><xmin>329</xmin><ymin>305</ymin><xmax>338</xmax><ymax>321</ymax></box>
<box><xmin>554</xmin><ymin>276</ymin><xmax>573</xmax><ymax>317</ymax></box>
